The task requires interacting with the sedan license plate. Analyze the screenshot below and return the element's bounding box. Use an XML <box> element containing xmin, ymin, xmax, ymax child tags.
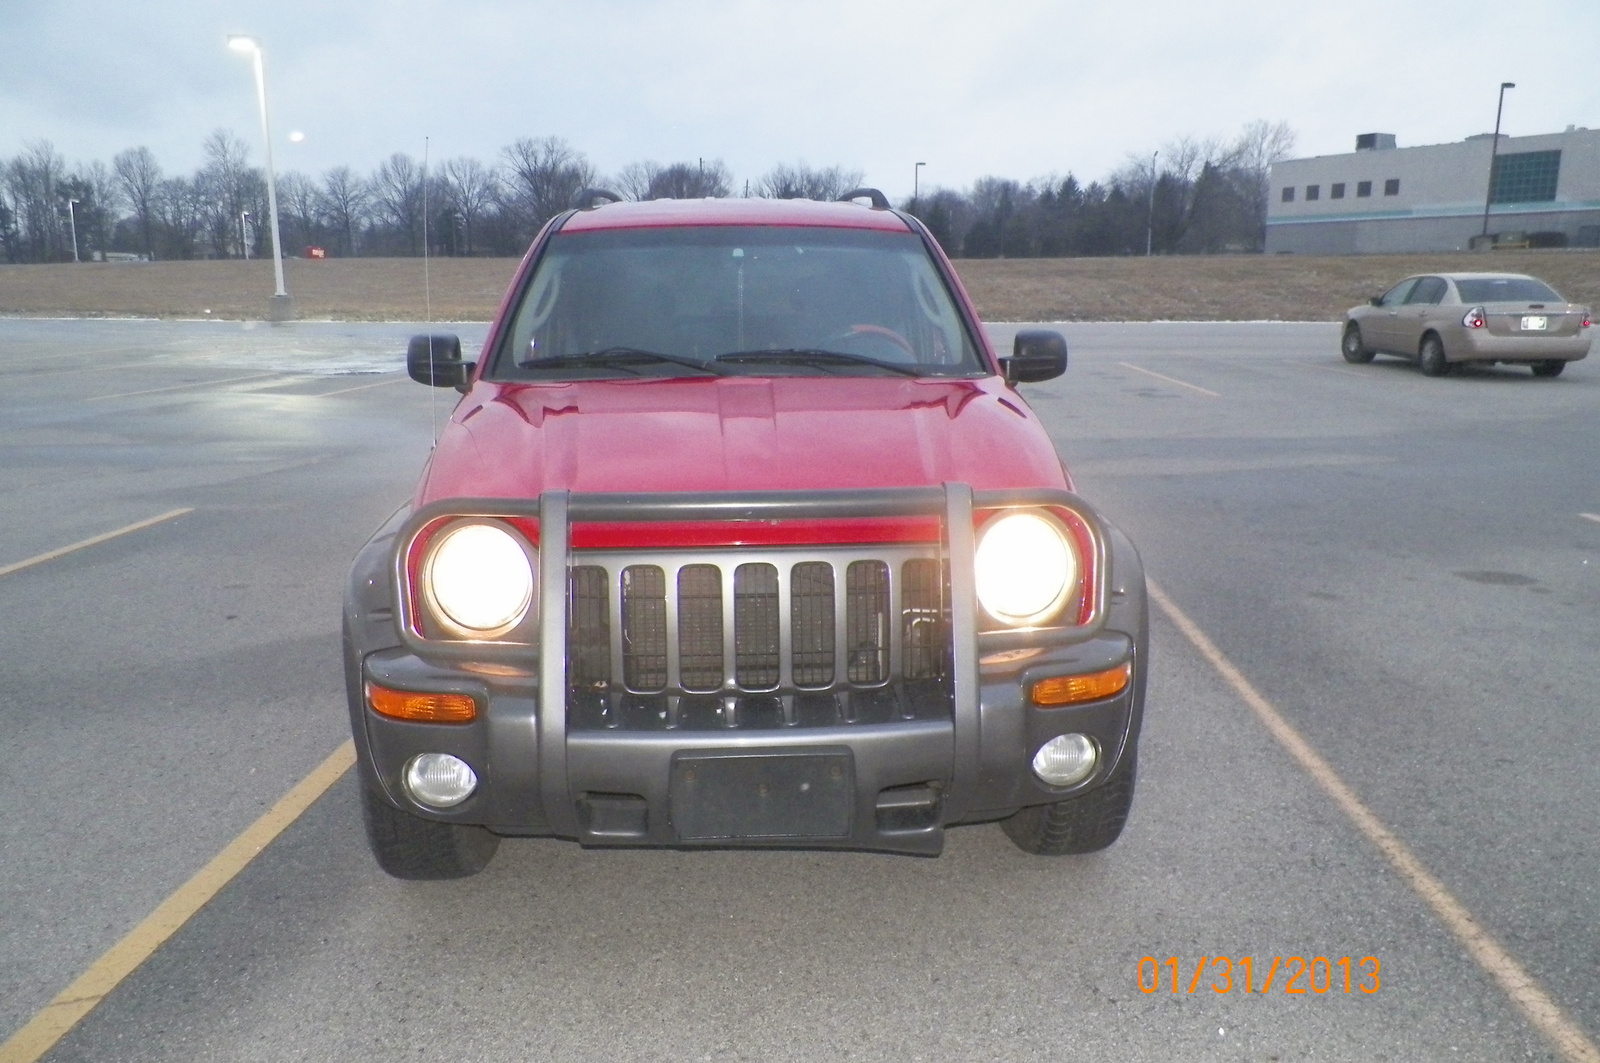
<box><xmin>1521</xmin><ymin>315</ymin><xmax>1549</xmax><ymax>331</ymax></box>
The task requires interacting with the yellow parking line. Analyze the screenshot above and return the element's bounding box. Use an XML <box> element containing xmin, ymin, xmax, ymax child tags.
<box><xmin>1117</xmin><ymin>361</ymin><xmax>1221</xmax><ymax>397</ymax></box>
<box><xmin>86</xmin><ymin>372</ymin><xmax>279</xmax><ymax>402</ymax></box>
<box><xmin>320</xmin><ymin>375</ymin><xmax>406</xmax><ymax>397</ymax></box>
<box><xmin>1148</xmin><ymin>579</ymin><xmax>1600</xmax><ymax>1063</ymax></box>
<box><xmin>0</xmin><ymin>509</ymin><xmax>193</xmax><ymax>579</ymax></box>
<box><xmin>0</xmin><ymin>742</ymin><xmax>356</xmax><ymax>1063</ymax></box>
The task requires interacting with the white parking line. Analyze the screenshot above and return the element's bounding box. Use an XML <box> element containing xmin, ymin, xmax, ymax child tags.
<box><xmin>1117</xmin><ymin>361</ymin><xmax>1221</xmax><ymax>397</ymax></box>
<box><xmin>0</xmin><ymin>509</ymin><xmax>193</xmax><ymax>580</ymax></box>
<box><xmin>319</xmin><ymin>375</ymin><xmax>407</xmax><ymax>397</ymax></box>
<box><xmin>1300</xmin><ymin>362</ymin><xmax>1370</xmax><ymax>379</ymax></box>
<box><xmin>1582</xmin><ymin>514</ymin><xmax>1600</xmax><ymax>525</ymax></box>
<box><xmin>86</xmin><ymin>373</ymin><xmax>280</xmax><ymax>402</ymax></box>
<box><xmin>1149</xmin><ymin>579</ymin><xmax>1600</xmax><ymax>1063</ymax></box>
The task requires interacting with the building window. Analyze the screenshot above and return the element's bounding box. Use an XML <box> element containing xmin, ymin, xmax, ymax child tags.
<box><xmin>1357</xmin><ymin>181</ymin><xmax>1372</xmax><ymax>197</ymax></box>
<box><xmin>1305</xmin><ymin>185</ymin><xmax>1320</xmax><ymax>201</ymax></box>
<box><xmin>1384</xmin><ymin>178</ymin><xmax>1400</xmax><ymax>196</ymax></box>
<box><xmin>1331</xmin><ymin>183</ymin><xmax>1346</xmax><ymax>199</ymax></box>
<box><xmin>1490</xmin><ymin>150</ymin><xmax>1561</xmax><ymax>204</ymax></box>
<box><xmin>1281</xmin><ymin>187</ymin><xmax>1295</xmax><ymax>202</ymax></box>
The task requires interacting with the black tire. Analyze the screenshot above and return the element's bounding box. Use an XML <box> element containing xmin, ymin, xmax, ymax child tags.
<box><xmin>361</xmin><ymin>784</ymin><xmax>499</xmax><ymax>879</ymax></box>
<box><xmin>1418</xmin><ymin>333</ymin><xmax>1450</xmax><ymax>377</ymax></box>
<box><xmin>1000</xmin><ymin>745</ymin><xmax>1137</xmax><ymax>855</ymax></box>
<box><xmin>1340</xmin><ymin>323</ymin><xmax>1375</xmax><ymax>364</ymax></box>
<box><xmin>1531</xmin><ymin>360</ymin><xmax>1566</xmax><ymax>378</ymax></box>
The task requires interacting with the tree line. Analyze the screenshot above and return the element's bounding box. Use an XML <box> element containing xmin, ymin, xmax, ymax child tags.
<box><xmin>0</xmin><ymin>120</ymin><xmax>1293</xmax><ymax>264</ymax></box>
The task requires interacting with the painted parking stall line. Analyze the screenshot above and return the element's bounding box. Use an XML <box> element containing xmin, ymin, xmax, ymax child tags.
<box><xmin>86</xmin><ymin>372</ymin><xmax>281</xmax><ymax>402</ymax></box>
<box><xmin>0</xmin><ymin>742</ymin><xmax>356</xmax><ymax>1063</ymax></box>
<box><xmin>1117</xmin><ymin>361</ymin><xmax>1221</xmax><ymax>397</ymax></box>
<box><xmin>0</xmin><ymin>509</ymin><xmax>194</xmax><ymax>580</ymax></box>
<box><xmin>319</xmin><ymin>375</ymin><xmax>408</xmax><ymax>397</ymax></box>
<box><xmin>1148</xmin><ymin>579</ymin><xmax>1600</xmax><ymax>1063</ymax></box>
<box><xmin>1582</xmin><ymin>514</ymin><xmax>1600</xmax><ymax>525</ymax></box>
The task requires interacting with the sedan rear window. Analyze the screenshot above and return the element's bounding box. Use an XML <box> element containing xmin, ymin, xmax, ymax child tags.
<box><xmin>491</xmin><ymin>225</ymin><xmax>984</xmax><ymax>379</ymax></box>
<box><xmin>1454</xmin><ymin>277</ymin><xmax>1563</xmax><ymax>303</ymax></box>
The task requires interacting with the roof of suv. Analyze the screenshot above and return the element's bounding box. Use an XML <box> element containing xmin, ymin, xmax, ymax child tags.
<box><xmin>559</xmin><ymin>196</ymin><xmax>913</xmax><ymax>233</ymax></box>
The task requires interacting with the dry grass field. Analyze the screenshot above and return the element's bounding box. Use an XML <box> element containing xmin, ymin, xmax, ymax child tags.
<box><xmin>2</xmin><ymin>250</ymin><xmax>1597</xmax><ymax>322</ymax></box>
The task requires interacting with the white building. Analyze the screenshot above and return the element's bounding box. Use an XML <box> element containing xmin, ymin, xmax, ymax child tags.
<box><xmin>1265</xmin><ymin>128</ymin><xmax>1600</xmax><ymax>254</ymax></box>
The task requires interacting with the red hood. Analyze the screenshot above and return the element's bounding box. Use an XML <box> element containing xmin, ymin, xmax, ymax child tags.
<box><xmin>418</xmin><ymin>375</ymin><xmax>1069</xmax><ymax>504</ymax></box>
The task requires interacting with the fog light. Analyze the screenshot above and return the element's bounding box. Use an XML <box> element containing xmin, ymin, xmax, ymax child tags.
<box><xmin>403</xmin><ymin>753</ymin><xmax>478</xmax><ymax>808</ymax></box>
<box><xmin>1032</xmin><ymin>734</ymin><xmax>1098</xmax><ymax>787</ymax></box>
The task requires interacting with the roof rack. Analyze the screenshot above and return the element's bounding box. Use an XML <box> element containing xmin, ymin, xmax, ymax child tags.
<box><xmin>573</xmin><ymin>188</ymin><xmax>623</xmax><ymax>209</ymax></box>
<box><xmin>838</xmin><ymin>187</ymin><xmax>891</xmax><ymax>209</ymax></box>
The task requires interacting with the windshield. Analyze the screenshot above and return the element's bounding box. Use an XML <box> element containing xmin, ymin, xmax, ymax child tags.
<box><xmin>1454</xmin><ymin>277</ymin><xmax>1563</xmax><ymax>303</ymax></box>
<box><xmin>489</xmin><ymin>225</ymin><xmax>985</xmax><ymax>379</ymax></box>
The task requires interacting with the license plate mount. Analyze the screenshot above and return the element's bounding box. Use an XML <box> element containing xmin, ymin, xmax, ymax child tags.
<box><xmin>670</xmin><ymin>750</ymin><xmax>853</xmax><ymax>841</ymax></box>
<box><xmin>1521</xmin><ymin>315</ymin><xmax>1549</xmax><ymax>331</ymax></box>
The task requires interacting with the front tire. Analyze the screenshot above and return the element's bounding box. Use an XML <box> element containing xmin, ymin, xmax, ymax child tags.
<box><xmin>1531</xmin><ymin>360</ymin><xmax>1566</xmax><ymax>378</ymax></box>
<box><xmin>1418</xmin><ymin>333</ymin><xmax>1450</xmax><ymax>377</ymax></box>
<box><xmin>1001</xmin><ymin>745</ymin><xmax>1137</xmax><ymax>855</ymax></box>
<box><xmin>361</xmin><ymin>784</ymin><xmax>499</xmax><ymax>879</ymax></box>
<box><xmin>1341</xmin><ymin>323</ymin><xmax>1375</xmax><ymax>364</ymax></box>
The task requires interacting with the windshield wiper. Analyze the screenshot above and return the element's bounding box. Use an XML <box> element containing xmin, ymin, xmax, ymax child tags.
<box><xmin>521</xmin><ymin>347</ymin><xmax>726</xmax><ymax>376</ymax></box>
<box><xmin>713</xmin><ymin>349</ymin><xmax>922</xmax><ymax>376</ymax></box>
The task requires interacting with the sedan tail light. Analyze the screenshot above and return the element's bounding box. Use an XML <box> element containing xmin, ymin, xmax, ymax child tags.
<box><xmin>1462</xmin><ymin>307</ymin><xmax>1486</xmax><ymax>329</ymax></box>
<box><xmin>1583</xmin><ymin>311</ymin><xmax>1592</xmax><ymax>329</ymax></box>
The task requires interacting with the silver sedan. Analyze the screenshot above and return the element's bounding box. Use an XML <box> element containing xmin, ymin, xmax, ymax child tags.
<box><xmin>1341</xmin><ymin>272</ymin><xmax>1592</xmax><ymax>377</ymax></box>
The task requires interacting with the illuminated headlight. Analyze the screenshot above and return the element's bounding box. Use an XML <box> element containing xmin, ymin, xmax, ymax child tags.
<box><xmin>421</xmin><ymin>521</ymin><xmax>534</xmax><ymax>637</ymax></box>
<box><xmin>403</xmin><ymin>753</ymin><xmax>478</xmax><ymax>808</ymax></box>
<box><xmin>974</xmin><ymin>511</ymin><xmax>1077</xmax><ymax>626</ymax></box>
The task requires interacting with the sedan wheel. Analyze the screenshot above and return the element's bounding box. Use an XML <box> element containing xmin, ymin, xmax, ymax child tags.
<box><xmin>1341</xmin><ymin>323</ymin><xmax>1376</xmax><ymax>364</ymax></box>
<box><xmin>1531</xmin><ymin>360</ymin><xmax>1565</xmax><ymax>378</ymax></box>
<box><xmin>1418</xmin><ymin>334</ymin><xmax>1450</xmax><ymax>377</ymax></box>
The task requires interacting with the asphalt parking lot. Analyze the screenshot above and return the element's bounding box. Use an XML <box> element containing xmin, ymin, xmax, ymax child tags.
<box><xmin>2</xmin><ymin>317</ymin><xmax>1597</xmax><ymax>1062</ymax></box>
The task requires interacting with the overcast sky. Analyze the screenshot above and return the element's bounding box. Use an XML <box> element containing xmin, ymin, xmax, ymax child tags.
<box><xmin>4</xmin><ymin>0</ymin><xmax>1598</xmax><ymax>198</ymax></box>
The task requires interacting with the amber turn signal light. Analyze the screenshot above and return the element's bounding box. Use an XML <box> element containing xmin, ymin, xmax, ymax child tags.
<box><xmin>367</xmin><ymin>683</ymin><xmax>477</xmax><ymax>723</ymax></box>
<box><xmin>1031</xmin><ymin>662</ymin><xmax>1131</xmax><ymax>707</ymax></box>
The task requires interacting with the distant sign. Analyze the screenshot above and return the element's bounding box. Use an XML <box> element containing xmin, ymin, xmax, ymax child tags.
<box><xmin>304</xmin><ymin>246</ymin><xmax>327</xmax><ymax>259</ymax></box>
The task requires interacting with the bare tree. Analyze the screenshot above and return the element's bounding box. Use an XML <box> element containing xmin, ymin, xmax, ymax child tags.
<box><xmin>199</xmin><ymin>129</ymin><xmax>259</xmax><ymax>257</ymax></box>
<box><xmin>499</xmin><ymin>136</ymin><xmax>595</xmax><ymax>242</ymax></box>
<box><xmin>276</xmin><ymin>170</ymin><xmax>323</xmax><ymax>254</ymax></box>
<box><xmin>4</xmin><ymin>140</ymin><xmax>69</xmax><ymax>260</ymax></box>
<box><xmin>113</xmin><ymin>146</ymin><xmax>163</xmax><ymax>258</ymax></box>
<box><xmin>613</xmin><ymin>160</ymin><xmax>658</xmax><ymax>201</ymax></box>
<box><xmin>370</xmin><ymin>152</ymin><xmax>425</xmax><ymax>254</ymax></box>
<box><xmin>156</xmin><ymin>175</ymin><xmax>207</xmax><ymax>259</ymax></box>
<box><xmin>441</xmin><ymin>156</ymin><xmax>498</xmax><ymax>255</ymax></box>
<box><xmin>1230</xmin><ymin>119</ymin><xmax>1297</xmax><ymax>248</ymax></box>
<box><xmin>756</xmin><ymin>162</ymin><xmax>865</xmax><ymax>201</ymax></box>
<box><xmin>321</xmin><ymin>165</ymin><xmax>369</xmax><ymax>256</ymax></box>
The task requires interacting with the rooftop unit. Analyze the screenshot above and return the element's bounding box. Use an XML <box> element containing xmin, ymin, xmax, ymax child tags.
<box><xmin>1355</xmin><ymin>133</ymin><xmax>1397</xmax><ymax>151</ymax></box>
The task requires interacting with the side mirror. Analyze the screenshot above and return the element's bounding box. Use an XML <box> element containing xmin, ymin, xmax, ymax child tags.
<box><xmin>1002</xmin><ymin>330</ymin><xmax>1068</xmax><ymax>384</ymax></box>
<box><xmin>1369</xmin><ymin>295</ymin><xmax>1383</xmax><ymax>306</ymax></box>
<box><xmin>407</xmin><ymin>334</ymin><xmax>475</xmax><ymax>391</ymax></box>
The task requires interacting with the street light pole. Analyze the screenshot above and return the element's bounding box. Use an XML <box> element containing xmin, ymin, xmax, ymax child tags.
<box><xmin>1145</xmin><ymin>150</ymin><xmax>1159</xmax><ymax>256</ymax></box>
<box><xmin>240</xmin><ymin>210</ymin><xmax>251</xmax><ymax>259</ymax></box>
<box><xmin>1480</xmin><ymin>81</ymin><xmax>1515</xmax><ymax>238</ymax></box>
<box><xmin>67</xmin><ymin>198</ymin><xmax>80</xmax><ymax>263</ymax></box>
<box><xmin>228</xmin><ymin>35</ymin><xmax>293</xmax><ymax>319</ymax></box>
<box><xmin>913</xmin><ymin>161</ymin><xmax>926</xmax><ymax>214</ymax></box>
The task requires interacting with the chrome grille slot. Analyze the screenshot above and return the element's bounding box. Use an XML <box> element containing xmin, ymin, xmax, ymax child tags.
<box><xmin>845</xmin><ymin>560</ymin><xmax>890</xmax><ymax>685</ymax></box>
<box><xmin>677</xmin><ymin>564</ymin><xmax>723</xmax><ymax>692</ymax></box>
<box><xmin>567</xmin><ymin>546</ymin><xmax>952</xmax><ymax>730</ymax></box>
<box><xmin>734</xmin><ymin>563</ymin><xmax>780</xmax><ymax>688</ymax></box>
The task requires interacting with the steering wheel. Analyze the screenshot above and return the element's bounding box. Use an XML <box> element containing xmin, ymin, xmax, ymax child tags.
<box><xmin>830</xmin><ymin>324</ymin><xmax>916</xmax><ymax>360</ymax></box>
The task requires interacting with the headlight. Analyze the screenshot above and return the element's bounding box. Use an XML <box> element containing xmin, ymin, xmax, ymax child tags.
<box><xmin>974</xmin><ymin>511</ymin><xmax>1077</xmax><ymax>627</ymax></box>
<box><xmin>421</xmin><ymin>521</ymin><xmax>534</xmax><ymax>637</ymax></box>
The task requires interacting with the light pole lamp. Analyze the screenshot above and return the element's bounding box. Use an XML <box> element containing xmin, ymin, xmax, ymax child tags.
<box><xmin>1145</xmin><ymin>150</ymin><xmax>1159</xmax><ymax>256</ymax></box>
<box><xmin>228</xmin><ymin>34</ymin><xmax>293</xmax><ymax>319</ymax></box>
<box><xmin>914</xmin><ymin>161</ymin><xmax>926</xmax><ymax>213</ymax></box>
<box><xmin>1481</xmin><ymin>81</ymin><xmax>1515</xmax><ymax>238</ymax></box>
<box><xmin>67</xmin><ymin>198</ymin><xmax>81</xmax><ymax>263</ymax></box>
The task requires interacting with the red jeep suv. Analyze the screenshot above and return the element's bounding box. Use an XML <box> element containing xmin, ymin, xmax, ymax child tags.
<box><xmin>343</xmin><ymin>191</ymin><xmax>1148</xmax><ymax>877</ymax></box>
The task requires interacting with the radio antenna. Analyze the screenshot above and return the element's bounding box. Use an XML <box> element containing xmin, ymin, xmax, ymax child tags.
<box><xmin>423</xmin><ymin>135</ymin><xmax>438</xmax><ymax>446</ymax></box>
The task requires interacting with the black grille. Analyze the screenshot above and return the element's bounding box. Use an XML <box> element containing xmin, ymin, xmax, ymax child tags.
<box><xmin>567</xmin><ymin>550</ymin><xmax>952</xmax><ymax>730</ymax></box>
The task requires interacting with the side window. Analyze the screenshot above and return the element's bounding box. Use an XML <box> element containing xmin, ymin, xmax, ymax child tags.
<box><xmin>1405</xmin><ymin>277</ymin><xmax>1447</xmax><ymax>305</ymax></box>
<box><xmin>1331</xmin><ymin>183</ymin><xmax>1346</xmax><ymax>199</ymax></box>
<box><xmin>1380</xmin><ymin>279</ymin><xmax>1419</xmax><ymax>307</ymax></box>
<box><xmin>1281</xmin><ymin>187</ymin><xmax>1295</xmax><ymax>203</ymax></box>
<box><xmin>1384</xmin><ymin>178</ymin><xmax>1401</xmax><ymax>196</ymax></box>
<box><xmin>1357</xmin><ymin>181</ymin><xmax>1373</xmax><ymax>197</ymax></box>
<box><xmin>1306</xmin><ymin>185</ymin><xmax>1320</xmax><ymax>201</ymax></box>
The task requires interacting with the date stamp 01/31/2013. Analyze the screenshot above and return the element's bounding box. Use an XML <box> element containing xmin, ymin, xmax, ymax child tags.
<box><xmin>1139</xmin><ymin>956</ymin><xmax>1381</xmax><ymax>995</ymax></box>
